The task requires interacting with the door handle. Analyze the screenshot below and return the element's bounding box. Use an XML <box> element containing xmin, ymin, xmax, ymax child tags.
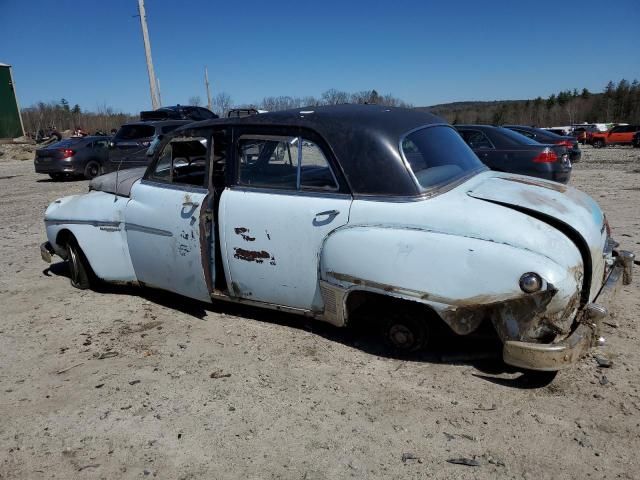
<box><xmin>315</xmin><ymin>209</ymin><xmax>339</xmax><ymax>217</ymax></box>
<box><xmin>182</xmin><ymin>201</ymin><xmax>199</xmax><ymax>208</ymax></box>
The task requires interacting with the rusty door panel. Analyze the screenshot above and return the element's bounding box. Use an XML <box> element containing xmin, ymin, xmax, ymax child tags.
<box><xmin>219</xmin><ymin>189</ymin><xmax>351</xmax><ymax>310</ymax></box>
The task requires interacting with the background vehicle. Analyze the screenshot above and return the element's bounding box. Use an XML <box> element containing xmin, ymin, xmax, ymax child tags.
<box><xmin>139</xmin><ymin>105</ymin><xmax>218</xmax><ymax>122</ymax></box>
<box><xmin>34</xmin><ymin>136</ymin><xmax>111</xmax><ymax>180</ymax></box>
<box><xmin>633</xmin><ymin>131</ymin><xmax>640</xmax><ymax>148</ymax></box>
<box><xmin>571</xmin><ymin>125</ymin><xmax>599</xmax><ymax>145</ymax></box>
<box><xmin>503</xmin><ymin>125</ymin><xmax>581</xmax><ymax>163</ymax></box>
<box><xmin>455</xmin><ymin>125</ymin><xmax>572</xmax><ymax>183</ymax></box>
<box><xmin>590</xmin><ymin>124</ymin><xmax>640</xmax><ymax>148</ymax></box>
<box><xmin>107</xmin><ymin>120</ymin><xmax>190</xmax><ymax>172</ymax></box>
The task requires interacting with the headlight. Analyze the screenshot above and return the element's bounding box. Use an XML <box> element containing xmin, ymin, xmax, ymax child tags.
<box><xmin>519</xmin><ymin>272</ymin><xmax>542</xmax><ymax>293</ymax></box>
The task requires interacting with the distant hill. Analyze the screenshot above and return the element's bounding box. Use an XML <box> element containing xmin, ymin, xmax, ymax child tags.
<box><xmin>414</xmin><ymin>82</ymin><xmax>639</xmax><ymax>126</ymax></box>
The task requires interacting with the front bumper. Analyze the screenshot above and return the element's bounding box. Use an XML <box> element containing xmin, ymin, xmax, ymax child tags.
<box><xmin>503</xmin><ymin>250</ymin><xmax>634</xmax><ymax>371</ymax></box>
<box><xmin>40</xmin><ymin>241</ymin><xmax>55</xmax><ymax>263</ymax></box>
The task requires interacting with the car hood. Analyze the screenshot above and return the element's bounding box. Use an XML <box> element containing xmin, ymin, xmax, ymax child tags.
<box><xmin>89</xmin><ymin>167</ymin><xmax>146</xmax><ymax>197</ymax></box>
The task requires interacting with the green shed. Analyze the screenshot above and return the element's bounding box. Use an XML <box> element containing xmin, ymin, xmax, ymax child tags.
<box><xmin>0</xmin><ymin>63</ymin><xmax>25</xmax><ymax>139</ymax></box>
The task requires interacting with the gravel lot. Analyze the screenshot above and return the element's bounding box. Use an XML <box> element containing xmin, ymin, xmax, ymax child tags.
<box><xmin>0</xmin><ymin>145</ymin><xmax>639</xmax><ymax>479</ymax></box>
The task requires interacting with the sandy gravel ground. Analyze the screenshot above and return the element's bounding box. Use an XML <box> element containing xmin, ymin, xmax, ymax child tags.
<box><xmin>0</xmin><ymin>145</ymin><xmax>639</xmax><ymax>479</ymax></box>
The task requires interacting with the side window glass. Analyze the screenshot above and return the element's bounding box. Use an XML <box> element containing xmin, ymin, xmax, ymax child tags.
<box><xmin>300</xmin><ymin>140</ymin><xmax>338</xmax><ymax>190</ymax></box>
<box><xmin>466</xmin><ymin>130</ymin><xmax>493</xmax><ymax>149</ymax></box>
<box><xmin>238</xmin><ymin>136</ymin><xmax>299</xmax><ymax>189</ymax></box>
<box><xmin>149</xmin><ymin>136</ymin><xmax>208</xmax><ymax>187</ymax></box>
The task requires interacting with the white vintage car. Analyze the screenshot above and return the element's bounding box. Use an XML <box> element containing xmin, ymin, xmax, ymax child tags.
<box><xmin>41</xmin><ymin>105</ymin><xmax>634</xmax><ymax>371</ymax></box>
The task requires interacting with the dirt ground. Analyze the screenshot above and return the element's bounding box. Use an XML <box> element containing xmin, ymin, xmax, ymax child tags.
<box><xmin>0</xmin><ymin>145</ymin><xmax>639</xmax><ymax>479</ymax></box>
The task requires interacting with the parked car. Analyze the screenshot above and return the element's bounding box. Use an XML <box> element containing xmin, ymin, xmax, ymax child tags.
<box><xmin>139</xmin><ymin>105</ymin><xmax>218</xmax><ymax>122</ymax></box>
<box><xmin>40</xmin><ymin>105</ymin><xmax>633</xmax><ymax>372</ymax></box>
<box><xmin>455</xmin><ymin>125</ymin><xmax>572</xmax><ymax>183</ymax></box>
<box><xmin>633</xmin><ymin>131</ymin><xmax>640</xmax><ymax>148</ymax></box>
<box><xmin>589</xmin><ymin>124</ymin><xmax>640</xmax><ymax>148</ymax></box>
<box><xmin>107</xmin><ymin>120</ymin><xmax>191</xmax><ymax>172</ymax></box>
<box><xmin>34</xmin><ymin>136</ymin><xmax>111</xmax><ymax>180</ymax></box>
<box><xmin>544</xmin><ymin>127</ymin><xmax>570</xmax><ymax>136</ymax></box>
<box><xmin>571</xmin><ymin>125</ymin><xmax>599</xmax><ymax>145</ymax></box>
<box><xmin>503</xmin><ymin>125</ymin><xmax>582</xmax><ymax>163</ymax></box>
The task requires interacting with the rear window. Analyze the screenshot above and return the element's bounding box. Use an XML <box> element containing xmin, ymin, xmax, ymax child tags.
<box><xmin>401</xmin><ymin>126</ymin><xmax>485</xmax><ymax>191</ymax></box>
<box><xmin>498</xmin><ymin>127</ymin><xmax>541</xmax><ymax>145</ymax></box>
<box><xmin>42</xmin><ymin>138</ymin><xmax>84</xmax><ymax>149</ymax></box>
<box><xmin>115</xmin><ymin>124</ymin><xmax>155</xmax><ymax>140</ymax></box>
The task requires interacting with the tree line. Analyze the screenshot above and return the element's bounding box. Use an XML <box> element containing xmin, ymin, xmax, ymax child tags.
<box><xmin>20</xmin><ymin>89</ymin><xmax>408</xmax><ymax>135</ymax></box>
<box><xmin>424</xmin><ymin>79</ymin><xmax>640</xmax><ymax>126</ymax></box>
<box><xmin>21</xmin><ymin>79</ymin><xmax>640</xmax><ymax>137</ymax></box>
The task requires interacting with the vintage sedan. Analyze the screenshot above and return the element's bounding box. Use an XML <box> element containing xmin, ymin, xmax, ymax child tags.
<box><xmin>40</xmin><ymin>105</ymin><xmax>634</xmax><ymax>371</ymax></box>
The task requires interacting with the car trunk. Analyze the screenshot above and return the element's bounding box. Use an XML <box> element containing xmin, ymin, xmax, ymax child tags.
<box><xmin>466</xmin><ymin>174</ymin><xmax>608</xmax><ymax>303</ymax></box>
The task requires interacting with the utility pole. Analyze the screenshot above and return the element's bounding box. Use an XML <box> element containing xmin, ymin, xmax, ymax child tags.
<box><xmin>137</xmin><ymin>0</ymin><xmax>159</xmax><ymax>110</ymax></box>
<box><xmin>156</xmin><ymin>78</ymin><xmax>162</xmax><ymax>107</ymax></box>
<box><xmin>204</xmin><ymin>66</ymin><xmax>212</xmax><ymax>111</ymax></box>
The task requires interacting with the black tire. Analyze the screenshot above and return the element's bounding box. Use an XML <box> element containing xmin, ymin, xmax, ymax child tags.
<box><xmin>49</xmin><ymin>173</ymin><xmax>64</xmax><ymax>181</ymax></box>
<box><xmin>66</xmin><ymin>237</ymin><xmax>91</xmax><ymax>289</ymax></box>
<box><xmin>380</xmin><ymin>308</ymin><xmax>430</xmax><ymax>354</ymax></box>
<box><xmin>593</xmin><ymin>139</ymin><xmax>605</xmax><ymax>148</ymax></box>
<box><xmin>83</xmin><ymin>160</ymin><xmax>102</xmax><ymax>179</ymax></box>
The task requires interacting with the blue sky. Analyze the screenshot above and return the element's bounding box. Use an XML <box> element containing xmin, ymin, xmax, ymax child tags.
<box><xmin>2</xmin><ymin>0</ymin><xmax>639</xmax><ymax>113</ymax></box>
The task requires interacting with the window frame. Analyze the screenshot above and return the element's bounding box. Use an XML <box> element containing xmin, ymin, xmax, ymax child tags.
<box><xmin>143</xmin><ymin>133</ymin><xmax>211</xmax><ymax>191</ymax></box>
<box><xmin>231</xmin><ymin>126</ymin><xmax>348</xmax><ymax>195</ymax></box>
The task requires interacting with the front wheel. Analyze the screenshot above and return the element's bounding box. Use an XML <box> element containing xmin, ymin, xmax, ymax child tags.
<box><xmin>66</xmin><ymin>238</ymin><xmax>91</xmax><ymax>289</ymax></box>
<box><xmin>593</xmin><ymin>139</ymin><xmax>605</xmax><ymax>148</ymax></box>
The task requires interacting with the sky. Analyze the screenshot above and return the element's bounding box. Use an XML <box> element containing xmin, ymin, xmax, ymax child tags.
<box><xmin>1</xmin><ymin>0</ymin><xmax>639</xmax><ymax>114</ymax></box>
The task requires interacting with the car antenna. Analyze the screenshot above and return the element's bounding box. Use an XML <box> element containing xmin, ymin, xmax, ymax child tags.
<box><xmin>114</xmin><ymin>155</ymin><xmax>125</xmax><ymax>203</ymax></box>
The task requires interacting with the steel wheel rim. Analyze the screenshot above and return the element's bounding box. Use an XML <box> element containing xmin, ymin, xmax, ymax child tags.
<box><xmin>389</xmin><ymin>324</ymin><xmax>415</xmax><ymax>349</ymax></box>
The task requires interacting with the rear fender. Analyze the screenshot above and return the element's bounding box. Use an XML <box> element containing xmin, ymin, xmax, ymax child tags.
<box><xmin>320</xmin><ymin>225</ymin><xmax>582</xmax><ymax>340</ymax></box>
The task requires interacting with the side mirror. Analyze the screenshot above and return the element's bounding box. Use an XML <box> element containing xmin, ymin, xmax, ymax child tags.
<box><xmin>146</xmin><ymin>135</ymin><xmax>163</xmax><ymax>156</ymax></box>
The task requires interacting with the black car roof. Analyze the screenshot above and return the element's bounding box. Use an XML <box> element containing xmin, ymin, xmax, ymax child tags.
<box><xmin>176</xmin><ymin>104</ymin><xmax>447</xmax><ymax>196</ymax></box>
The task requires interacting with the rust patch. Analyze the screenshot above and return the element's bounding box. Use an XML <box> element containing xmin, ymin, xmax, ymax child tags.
<box><xmin>234</xmin><ymin>248</ymin><xmax>271</xmax><ymax>263</ymax></box>
<box><xmin>234</xmin><ymin>227</ymin><xmax>256</xmax><ymax>242</ymax></box>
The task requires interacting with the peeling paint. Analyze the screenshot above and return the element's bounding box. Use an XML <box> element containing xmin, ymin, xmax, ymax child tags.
<box><xmin>233</xmin><ymin>248</ymin><xmax>271</xmax><ymax>263</ymax></box>
<box><xmin>234</xmin><ymin>227</ymin><xmax>256</xmax><ymax>242</ymax></box>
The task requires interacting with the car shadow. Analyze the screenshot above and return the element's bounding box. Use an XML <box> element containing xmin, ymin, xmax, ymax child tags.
<box><xmin>36</xmin><ymin>177</ymin><xmax>85</xmax><ymax>183</ymax></box>
<box><xmin>44</xmin><ymin>260</ymin><xmax>556</xmax><ymax>389</ymax></box>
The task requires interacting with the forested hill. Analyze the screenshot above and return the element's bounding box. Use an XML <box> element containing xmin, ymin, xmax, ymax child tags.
<box><xmin>416</xmin><ymin>79</ymin><xmax>640</xmax><ymax>126</ymax></box>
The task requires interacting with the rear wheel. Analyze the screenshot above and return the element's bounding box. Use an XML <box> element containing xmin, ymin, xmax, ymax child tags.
<box><xmin>66</xmin><ymin>238</ymin><xmax>91</xmax><ymax>289</ymax></box>
<box><xmin>381</xmin><ymin>312</ymin><xmax>429</xmax><ymax>353</ymax></box>
<box><xmin>593</xmin><ymin>139</ymin><xmax>605</xmax><ymax>148</ymax></box>
<box><xmin>83</xmin><ymin>160</ymin><xmax>102</xmax><ymax>179</ymax></box>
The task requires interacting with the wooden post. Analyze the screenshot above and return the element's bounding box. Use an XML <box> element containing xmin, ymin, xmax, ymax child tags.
<box><xmin>138</xmin><ymin>0</ymin><xmax>159</xmax><ymax>110</ymax></box>
<box><xmin>205</xmin><ymin>66</ymin><xmax>212</xmax><ymax>112</ymax></box>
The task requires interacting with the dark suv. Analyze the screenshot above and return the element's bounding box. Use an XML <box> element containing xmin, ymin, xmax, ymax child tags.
<box><xmin>108</xmin><ymin>120</ymin><xmax>190</xmax><ymax>172</ymax></box>
<box><xmin>139</xmin><ymin>105</ymin><xmax>218</xmax><ymax>122</ymax></box>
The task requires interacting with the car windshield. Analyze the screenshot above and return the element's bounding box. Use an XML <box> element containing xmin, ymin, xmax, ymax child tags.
<box><xmin>401</xmin><ymin>126</ymin><xmax>486</xmax><ymax>191</ymax></box>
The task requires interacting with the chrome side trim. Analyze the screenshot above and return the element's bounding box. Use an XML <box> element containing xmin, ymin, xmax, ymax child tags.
<box><xmin>125</xmin><ymin>223</ymin><xmax>173</xmax><ymax>237</ymax></box>
<box><xmin>45</xmin><ymin>219</ymin><xmax>121</xmax><ymax>228</ymax></box>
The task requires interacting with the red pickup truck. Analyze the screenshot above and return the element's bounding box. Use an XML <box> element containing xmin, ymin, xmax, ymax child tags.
<box><xmin>590</xmin><ymin>125</ymin><xmax>640</xmax><ymax>148</ymax></box>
